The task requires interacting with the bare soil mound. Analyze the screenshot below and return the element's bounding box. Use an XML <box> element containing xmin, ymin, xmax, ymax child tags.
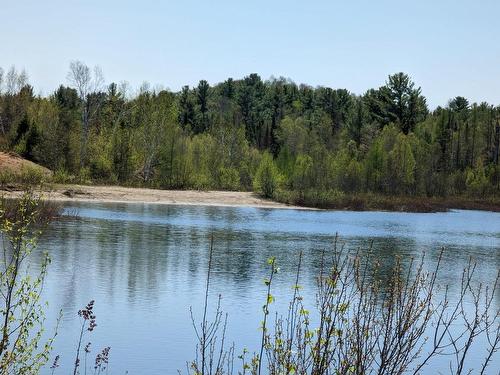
<box><xmin>0</xmin><ymin>152</ymin><xmax>52</xmax><ymax>177</ymax></box>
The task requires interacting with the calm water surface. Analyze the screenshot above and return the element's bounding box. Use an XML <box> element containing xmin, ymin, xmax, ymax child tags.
<box><xmin>35</xmin><ymin>203</ymin><xmax>500</xmax><ymax>374</ymax></box>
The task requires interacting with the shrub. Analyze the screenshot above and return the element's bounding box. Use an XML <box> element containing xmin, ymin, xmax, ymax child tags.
<box><xmin>218</xmin><ymin>167</ymin><xmax>241</xmax><ymax>191</ymax></box>
<box><xmin>189</xmin><ymin>239</ymin><xmax>500</xmax><ymax>375</ymax></box>
<box><xmin>466</xmin><ymin>161</ymin><xmax>490</xmax><ymax>196</ymax></box>
<box><xmin>19</xmin><ymin>166</ymin><xmax>47</xmax><ymax>186</ymax></box>
<box><xmin>78</xmin><ymin>167</ymin><xmax>92</xmax><ymax>184</ymax></box>
<box><xmin>52</xmin><ymin>169</ymin><xmax>75</xmax><ymax>184</ymax></box>
<box><xmin>0</xmin><ymin>192</ymin><xmax>58</xmax><ymax>373</ymax></box>
<box><xmin>0</xmin><ymin>170</ymin><xmax>16</xmax><ymax>188</ymax></box>
<box><xmin>89</xmin><ymin>156</ymin><xmax>115</xmax><ymax>182</ymax></box>
<box><xmin>0</xmin><ymin>167</ymin><xmax>49</xmax><ymax>188</ymax></box>
<box><xmin>253</xmin><ymin>153</ymin><xmax>282</xmax><ymax>198</ymax></box>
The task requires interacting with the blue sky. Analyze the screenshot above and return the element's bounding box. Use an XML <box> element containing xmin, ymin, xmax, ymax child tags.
<box><xmin>1</xmin><ymin>0</ymin><xmax>499</xmax><ymax>107</ymax></box>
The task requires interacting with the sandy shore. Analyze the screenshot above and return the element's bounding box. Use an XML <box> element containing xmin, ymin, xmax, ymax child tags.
<box><xmin>1</xmin><ymin>184</ymin><xmax>309</xmax><ymax>210</ymax></box>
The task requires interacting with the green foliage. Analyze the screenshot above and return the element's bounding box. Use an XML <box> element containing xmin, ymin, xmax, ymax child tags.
<box><xmin>328</xmin><ymin>147</ymin><xmax>363</xmax><ymax>192</ymax></box>
<box><xmin>253</xmin><ymin>153</ymin><xmax>282</xmax><ymax>198</ymax></box>
<box><xmin>465</xmin><ymin>161</ymin><xmax>490</xmax><ymax>196</ymax></box>
<box><xmin>88</xmin><ymin>132</ymin><xmax>115</xmax><ymax>182</ymax></box>
<box><xmin>291</xmin><ymin>154</ymin><xmax>313</xmax><ymax>193</ymax></box>
<box><xmin>0</xmin><ymin>166</ymin><xmax>48</xmax><ymax>187</ymax></box>
<box><xmin>1</xmin><ymin>64</ymin><xmax>498</xmax><ymax>203</ymax></box>
<box><xmin>218</xmin><ymin>167</ymin><xmax>241</xmax><ymax>191</ymax></box>
<box><xmin>78</xmin><ymin>167</ymin><xmax>92</xmax><ymax>184</ymax></box>
<box><xmin>52</xmin><ymin>169</ymin><xmax>74</xmax><ymax>184</ymax></box>
<box><xmin>0</xmin><ymin>170</ymin><xmax>16</xmax><ymax>188</ymax></box>
<box><xmin>364</xmin><ymin>140</ymin><xmax>388</xmax><ymax>192</ymax></box>
<box><xmin>0</xmin><ymin>193</ymin><xmax>59</xmax><ymax>374</ymax></box>
<box><xmin>188</xmin><ymin>133</ymin><xmax>215</xmax><ymax>190</ymax></box>
<box><xmin>276</xmin><ymin>117</ymin><xmax>308</xmax><ymax>156</ymax></box>
<box><xmin>388</xmin><ymin>133</ymin><xmax>416</xmax><ymax>194</ymax></box>
<box><xmin>18</xmin><ymin>167</ymin><xmax>47</xmax><ymax>186</ymax></box>
<box><xmin>274</xmin><ymin>188</ymin><xmax>347</xmax><ymax>207</ymax></box>
<box><xmin>365</xmin><ymin>72</ymin><xmax>428</xmax><ymax>134</ymax></box>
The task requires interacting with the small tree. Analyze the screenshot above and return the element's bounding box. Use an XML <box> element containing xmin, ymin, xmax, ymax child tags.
<box><xmin>465</xmin><ymin>160</ymin><xmax>489</xmax><ymax>196</ymax></box>
<box><xmin>292</xmin><ymin>154</ymin><xmax>313</xmax><ymax>195</ymax></box>
<box><xmin>389</xmin><ymin>132</ymin><xmax>416</xmax><ymax>194</ymax></box>
<box><xmin>0</xmin><ymin>192</ymin><xmax>59</xmax><ymax>374</ymax></box>
<box><xmin>253</xmin><ymin>153</ymin><xmax>281</xmax><ymax>198</ymax></box>
<box><xmin>67</xmin><ymin>61</ymin><xmax>104</xmax><ymax>169</ymax></box>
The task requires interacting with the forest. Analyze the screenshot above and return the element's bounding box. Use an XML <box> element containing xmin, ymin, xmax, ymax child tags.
<box><xmin>1</xmin><ymin>62</ymin><xmax>499</xmax><ymax>208</ymax></box>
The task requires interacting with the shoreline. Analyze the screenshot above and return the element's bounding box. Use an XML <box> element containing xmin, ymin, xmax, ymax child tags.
<box><xmin>273</xmin><ymin>191</ymin><xmax>500</xmax><ymax>213</ymax></box>
<box><xmin>1</xmin><ymin>184</ymin><xmax>499</xmax><ymax>213</ymax></box>
<box><xmin>0</xmin><ymin>184</ymin><xmax>313</xmax><ymax>211</ymax></box>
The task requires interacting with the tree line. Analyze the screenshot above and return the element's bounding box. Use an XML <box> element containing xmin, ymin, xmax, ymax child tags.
<box><xmin>0</xmin><ymin>63</ymin><xmax>499</xmax><ymax>204</ymax></box>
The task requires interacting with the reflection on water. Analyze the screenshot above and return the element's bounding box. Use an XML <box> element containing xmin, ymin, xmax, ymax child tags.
<box><xmin>35</xmin><ymin>203</ymin><xmax>500</xmax><ymax>374</ymax></box>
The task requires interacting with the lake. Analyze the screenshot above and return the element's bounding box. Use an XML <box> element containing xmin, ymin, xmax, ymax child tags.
<box><xmin>34</xmin><ymin>203</ymin><xmax>500</xmax><ymax>374</ymax></box>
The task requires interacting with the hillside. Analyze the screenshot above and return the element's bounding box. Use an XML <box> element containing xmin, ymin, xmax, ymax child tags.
<box><xmin>0</xmin><ymin>152</ymin><xmax>53</xmax><ymax>178</ymax></box>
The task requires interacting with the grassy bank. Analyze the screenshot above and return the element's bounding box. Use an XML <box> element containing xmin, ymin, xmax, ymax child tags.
<box><xmin>273</xmin><ymin>189</ymin><xmax>500</xmax><ymax>212</ymax></box>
